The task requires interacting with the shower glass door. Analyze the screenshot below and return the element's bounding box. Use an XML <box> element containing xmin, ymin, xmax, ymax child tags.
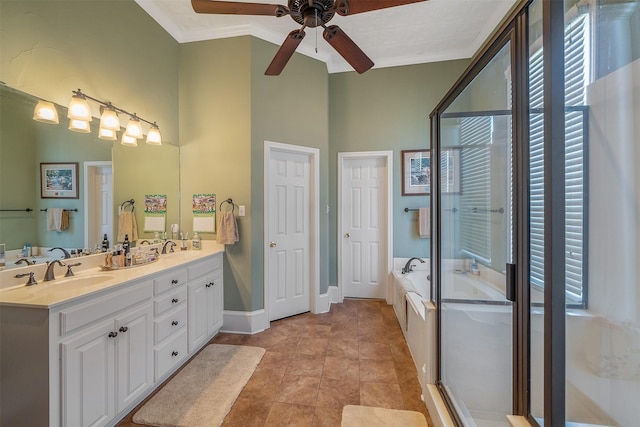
<box><xmin>438</xmin><ymin>39</ymin><xmax>514</xmax><ymax>427</ymax></box>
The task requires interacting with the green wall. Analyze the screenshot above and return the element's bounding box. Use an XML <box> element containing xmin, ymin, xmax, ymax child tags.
<box><xmin>328</xmin><ymin>60</ymin><xmax>470</xmax><ymax>283</ymax></box>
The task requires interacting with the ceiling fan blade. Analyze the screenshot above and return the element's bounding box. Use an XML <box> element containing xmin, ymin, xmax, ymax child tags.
<box><xmin>265</xmin><ymin>30</ymin><xmax>306</xmax><ymax>76</ymax></box>
<box><xmin>192</xmin><ymin>0</ymin><xmax>289</xmax><ymax>17</ymax></box>
<box><xmin>323</xmin><ymin>25</ymin><xmax>374</xmax><ymax>74</ymax></box>
<box><xmin>335</xmin><ymin>0</ymin><xmax>427</xmax><ymax>16</ymax></box>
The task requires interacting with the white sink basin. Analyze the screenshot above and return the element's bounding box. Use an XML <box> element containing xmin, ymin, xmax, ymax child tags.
<box><xmin>49</xmin><ymin>274</ymin><xmax>115</xmax><ymax>287</ymax></box>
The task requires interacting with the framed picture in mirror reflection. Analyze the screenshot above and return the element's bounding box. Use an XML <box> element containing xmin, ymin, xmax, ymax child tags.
<box><xmin>40</xmin><ymin>162</ymin><xmax>79</xmax><ymax>199</ymax></box>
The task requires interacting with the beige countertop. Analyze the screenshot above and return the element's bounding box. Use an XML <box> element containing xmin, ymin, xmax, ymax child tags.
<box><xmin>0</xmin><ymin>242</ymin><xmax>225</xmax><ymax>309</ymax></box>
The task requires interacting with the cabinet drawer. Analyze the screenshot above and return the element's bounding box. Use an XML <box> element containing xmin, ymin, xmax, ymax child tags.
<box><xmin>154</xmin><ymin>287</ymin><xmax>187</xmax><ymax>316</ymax></box>
<box><xmin>155</xmin><ymin>329</ymin><xmax>187</xmax><ymax>381</ymax></box>
<box><xmin>153</xmin><ymin>269</ymin><xmax>187</xmax><ymax>296</ymax></box>
<box><xmin>60</xmin><ymin>281</ymin><xmax>152</xmax><ymax>336</ymax></box>
<box><xmin>154</xmin><ymin>306</ymin><xmax>187</xmax><ymax>345</ymax></box>
<box><xmin>188</xmin><ymin>255</ymin><xmax>222</xmax><ymax>281</ymax></box>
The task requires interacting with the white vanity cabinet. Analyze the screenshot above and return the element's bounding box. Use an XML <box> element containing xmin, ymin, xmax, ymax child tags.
<box><xmin>187</xmin><ymin>253</ymin><xmax>224</xmax><ymax>353</ymax></box>
<box><xmin>0</xmin><ymin>247</ymin><xmax>225</xmax><ymax>427</ymax></box>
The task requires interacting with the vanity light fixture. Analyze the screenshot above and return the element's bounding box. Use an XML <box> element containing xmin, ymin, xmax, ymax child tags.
<box><xmin>34</xmin><ymin>88</ymin><xmax>163</xmax><ymax>146</ymax></box>
<box><xmin>69</xmin><ymin>118</ymin><xmax>91</xmax><ymax>133</ymax></box>
<box><xmin>98</xmin><ymin>127</ymin><xmax>117</xmax><ymax>141</ymax></box>
<box><xmin>121</xmin><ymin>133</ymin><xmax>138</xmax><ymax>147</ymax></box>
<box><xmin>146</xmin><ymin>123</ymin><xmax>162</xmax><ymax>145</ymax></box>
<box><xmin>124</xmin><ymin>115</ymin><xmax>143</xmax><ymax>139</ymax></box>
<box><xmin>33</xmin><ymin>100</ymin><xmax>59</xmax><ymax>124</ymax></box>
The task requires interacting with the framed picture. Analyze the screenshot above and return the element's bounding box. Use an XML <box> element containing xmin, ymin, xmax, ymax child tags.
<box><xmin>441</xmin><ymin>148</ymin><xmax>461</xmax><ymax>193</ymax></box>
<box><xmin>402</xmin><ymin>150</ymin><xmax>430</xmax><ymax>196</ymax></box>
<box><xmin>40</xmin><ymin>162</ymin><xmax>79</xmax><ymax>199</ymax></box>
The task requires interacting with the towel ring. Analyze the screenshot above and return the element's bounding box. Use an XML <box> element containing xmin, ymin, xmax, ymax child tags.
<box><xmin>121</xmin><ymin>199</ymin><xmax>135</xmax><ymax>212</ymax></box>
<box><xmin>219</xmin><ymin>198</ymin><xmax>236</xmax><ymax>212</ymax></box>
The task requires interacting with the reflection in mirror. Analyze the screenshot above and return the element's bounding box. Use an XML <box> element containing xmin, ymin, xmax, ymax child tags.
<box><xmin>0</xmin><ymin>84</ymin><xmax>180</xmax><ymax>266</ymax></box>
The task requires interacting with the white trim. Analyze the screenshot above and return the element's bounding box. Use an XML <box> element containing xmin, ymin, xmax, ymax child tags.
<box><xmin>83</xmin><ymin>161</ymin><xmax>112</xmax><ymax>249</ymax></box>
<box><xmin>221</xmin><ymin>309</ymin><xmax>268</xmax><ymax>335</ymax></box>
<box><xmin>424</xmin><ymin>384</ymin><xmax>456</xmax><ymax>427</ymax></box>
<box><xmin>263</xmin><ymin>141</ymin><xmax>321</xmax><ymax>325</ymax></box>
<box><xmin>328</xmin><ymin>285</ymin><xmax>341</xmax><ymax>304</ymax></box>
<box><xmin>337</xmin><ymin>151</ymin><xmax>394</xmax><ymax>302</ymax></box>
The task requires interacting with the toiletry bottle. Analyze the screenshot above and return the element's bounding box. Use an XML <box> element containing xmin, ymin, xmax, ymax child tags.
<box><xmin>101</xmin><ymin>234</ymin><xmax>110</xmax><ymax>252</ymax></box>
<box><xmin>192</xmin><ymin>232</ymin><xmax>201</xmax><ymax>250</ymax></box>
<box><xmin>123</xmin><ymin>234</ymin><xmax>130</xmax><ymax>255</ymax></box>
<box><xmin>153</xmin><ymin>232</ymin><xmax>160</xmax><ymax>244</ymax></box>
<box><xmin>470</xmin><ymin>258</ymin><xmax>480</xmax><ymax>275</ymax></box>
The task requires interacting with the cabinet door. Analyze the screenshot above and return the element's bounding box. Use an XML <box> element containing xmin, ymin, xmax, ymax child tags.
<box><xmin>115</xmin><ymin>302</ymin><xmax>153</xmax><ymax>412</ymax></box>
<box><xmin>61</xmin><ymin>319</ymin><xmax>116</xmax><ymax>427</ymax></box>
<box><xmin>188</xmin><ymin>279</ymin><xmax>209</xmax><ymax>353</ymax></box>
<box><xmin>207</xmin><ymin>271</ymin><xmax>223</xmax><ymax>334</ymax></box>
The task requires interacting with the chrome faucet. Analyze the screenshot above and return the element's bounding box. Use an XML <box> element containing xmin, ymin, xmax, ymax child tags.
<box><xmin>15</xmin><ymin>258</ymin><xmax>35</xmax><ymax>266</ymax></box>
<box><xmin>49</xmin><ymin>247</ymin><xmax>71</xmax><ymax>259</ymax></box>
<box><xmin>15</xmin><ymin>271</ymin><xmax>38</xmax><ymax>286</ymax></box>
<box><xmin>139</xmin><ymin>240</ymin><xmax>151</xmax><ymax>245</ymax></box>
<box><xmin>44</xmin><ymin>260</ymin><xmax>66</xmax><ymax>281</ymax></box>
<box><xmin>402</xmin><ymin>257</ymin><xmax>425</xmax><ymax>274</ymax></box>
<box><xmin>161</xmin><ymin>240</ymin><xmax>176</xmax><ymax>254</ymax></box>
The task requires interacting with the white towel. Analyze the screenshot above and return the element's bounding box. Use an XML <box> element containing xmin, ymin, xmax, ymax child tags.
<box><xmin>216</xmin><ymin>211</ymin><xmax>239</xmax><ymax>245</ymax></box>
<box><xmin>47</xmin><ymin>208</ymin><xmax>68</xmax><ymax>232</ymax></box>
<box><xmin>419</xmin><ymin>207</ymin><xmax>430</xmax><ymax>238</ymax></box>
<box><xmin>117</xmin><ymin>211</ymin><xmax>139</xmax><ymax>242</ymax></box>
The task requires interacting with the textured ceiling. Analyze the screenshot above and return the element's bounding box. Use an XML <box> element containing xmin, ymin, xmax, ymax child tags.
<box><xmin>135</xmin><ymin>0</ymin><xmax>518</xmax><ymax>73</ymax></box>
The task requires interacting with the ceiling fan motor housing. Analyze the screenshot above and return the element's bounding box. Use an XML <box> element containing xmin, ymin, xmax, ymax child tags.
<box><xmin>289</xmin><ymin>0</ymin><xmax>335</xmax><ymax>27</ymax></box>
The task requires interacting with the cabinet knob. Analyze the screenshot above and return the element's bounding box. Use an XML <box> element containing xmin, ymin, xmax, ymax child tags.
<box><xmin>171</xmin><ymin>320</ymin><xmax>179</xmax><ymax>326</ymax></box>
<box><xmin>171</xmin><ymin>279</ymin><xmax>178</xmax><ymax>284</ymax></box>
<box><xmin>206</xmin><ymin>282</ymin><xmax>214</xmax><ymax>288</ymax></box>
<box><xmin>172</xmin><ymin>298</ymin><xmax>179</xmax><ymax>303</ymax></box>
<box><xmin>119</xmin><ymin>326</ymin><xmax>128</xmax><ymax>333</ymax></box>
<box><xmin>108</xmin><ymin>331</ymin><xmax>118</xmax><ymax>338</ymax></box>
<box><xmin>171</xmin><ymin>351</ymin><xmax>179</xmax><ymax>357</ymax></box>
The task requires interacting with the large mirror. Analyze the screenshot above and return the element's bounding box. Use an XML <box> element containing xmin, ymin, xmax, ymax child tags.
<box><xmin>0</xmin><ymin>84</ymin><xmax>180</xmax><ymax>262</ymax></box>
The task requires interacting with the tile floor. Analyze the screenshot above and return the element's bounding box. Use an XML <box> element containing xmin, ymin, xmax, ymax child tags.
<box><xmin>118</xmin><ymin>298</ymin><xmax>433</xmax><ymax>426</ymax></box>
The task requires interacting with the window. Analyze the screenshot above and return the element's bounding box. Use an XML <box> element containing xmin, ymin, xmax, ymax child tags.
<box><xmin>529</xmin><ymin>13</ymin><xmax>589</xmax><ymax>305</ymax></box>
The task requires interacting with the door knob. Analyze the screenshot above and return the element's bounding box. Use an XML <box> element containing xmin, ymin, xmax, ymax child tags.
<box><xmin>345</xmin><ymin>233</ymin><xmax>351</xmax><ymax>238</ymax></box>
<box><xmin>269</xmin><ymin>242</ymin><xmax>277</xmax><ymax>248</ymax></box>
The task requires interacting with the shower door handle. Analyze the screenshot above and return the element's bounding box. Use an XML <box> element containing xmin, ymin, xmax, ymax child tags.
<box><xmin>506</xmin><ymin>263</ymin><xmax>516</xmax><ymax>302</ymax></box>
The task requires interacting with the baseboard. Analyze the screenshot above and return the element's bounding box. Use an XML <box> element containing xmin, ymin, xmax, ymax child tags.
<box><xmin>221</xmin><ymin>309</ymin><xmax>268</xmax><ymax>334</ymax></box>
<box><xmin>328</xmin><ymin>285</ymin><xmax>341</xmax><ymax>304</ymax></box>
<box><xmin>316</xmin><ymin>292</ymin><xmax>331</xmax><ymax>314</ymax></box>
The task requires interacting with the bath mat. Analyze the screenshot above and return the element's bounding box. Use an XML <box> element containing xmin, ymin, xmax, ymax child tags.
<box><xmin>133</xmin><ymin>344</ymin><xmax>265</xmax><ymax>427</ymax></box>
<box><xmin>341</xmin><ymin>405</ymin><xmax>428</xmax><ymax>427</ymax></box>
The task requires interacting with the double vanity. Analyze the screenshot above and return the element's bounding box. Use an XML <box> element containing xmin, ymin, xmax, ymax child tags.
<box><xmin>0</xmin><ymin>242</ymin><xmax>225</xmax><ymax>427</ymax></box>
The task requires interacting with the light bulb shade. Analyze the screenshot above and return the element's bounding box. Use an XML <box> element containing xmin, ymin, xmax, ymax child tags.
<box><xmin>146</xmin><ymin>126</ymin><xmax>162</xmax><ymax>145</ymax></box>
<box><xmin>69</xmin><ymin>119</ymin><xmax>91</xmax><ymax>133</ymax></box>
<box><xmin>124</xmin><ymin>117</ymin><xmax>143</xmax><ymax>139</ymax></box>
<box><xmin>67</xmin><ymin>94</ymin><xmax>92</xmax><ymax>121</ymax></box>
<box><xmin>99</xmin><ymin>108</ymin><xmax>120</xmax><ymax>131</ymax></box>
<box><xmin>121</xmin><ymin>133</ymin><xmax>138</xmax><ymax>147</ymax></box>
<box><xmin>33</xmin><ymin>100</ymin><xmax>59</xmax><ymax>124</ymax></box>
<box><xmin>98</xmin><ymin>127</ymin><xmax>117</xmax><ymax>141</ymax></box>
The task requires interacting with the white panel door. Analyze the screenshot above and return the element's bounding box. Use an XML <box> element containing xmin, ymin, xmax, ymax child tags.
<box><xmin>267</xmin><ymin>149</ymin><xmax>311</xmax><ymax>320</ymax></box>
<box><xmin>342</xmin><ymin>157</ymin><xmax>388</xmax><ymax>299</ymax></box>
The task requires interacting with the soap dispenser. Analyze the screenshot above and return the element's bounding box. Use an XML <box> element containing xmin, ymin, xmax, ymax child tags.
<box><xmin>192</xmin><ymin>232</ymin><xmax>201</xmax><ymax>250</ymax></box>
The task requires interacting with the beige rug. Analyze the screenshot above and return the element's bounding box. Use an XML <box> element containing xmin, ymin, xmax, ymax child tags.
<box><xmin>133</xmin><ymin>344</ymin><xmax>265</xmax><ymax>427</ymax></box>
<box><xmin>341</xmin><ymin>405</ymin><xmax>428</xmax><ymax>427</ymax></box>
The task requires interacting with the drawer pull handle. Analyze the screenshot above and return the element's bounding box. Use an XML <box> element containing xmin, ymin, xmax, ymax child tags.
<box><xmin>171</xmin><ymin>351</ymin><xmax>179</xmax><ymax>357</ymax></box>
<box><xmin>172</xmin><ymin>298</ymin><xmax>179</xmax><ymax>303</ymax></box>
<box><xmin>171</xmin><ymin>320</ymin><xmax>179</xmax><ymax>326</ymax></box>
<box><xmin>119</xmin><ymin>326</ymin><xmax>128</xmax><ymax>333</ymax></box>
<box><xmin>108</xmin><ymin>331</ymin><xmax>118</xmax><ymax>338</ymax></box>
<box><xmin>171</xmin><ymin>279</ymin><xmax>178</xmax><ymax>285</ymax></box>
<box><xmin>206</xmin><ymin>282</ymin><xmax>214</xmax><ymax>288</ymax></box>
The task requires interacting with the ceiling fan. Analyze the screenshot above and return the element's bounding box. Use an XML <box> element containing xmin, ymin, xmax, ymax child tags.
<box><xmin>191</xmin><ymin>0</ymin><xmax>428</xmax><ymax>75</ymax></box>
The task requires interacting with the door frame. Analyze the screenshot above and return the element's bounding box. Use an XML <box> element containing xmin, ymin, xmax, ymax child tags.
<box><xmin>83</xmin><ymin>161</ymin><xmax>113</xmax><ymax>249</ymax></box>
<box><xmin>337</xmin><ymin>151</ymin><xmax>394</xmax><ymax>303</ymax></box>
<box><xmin>263</xmin><ymin>141</ymin><xmax>320</xmax><ymax>323</ymax></box>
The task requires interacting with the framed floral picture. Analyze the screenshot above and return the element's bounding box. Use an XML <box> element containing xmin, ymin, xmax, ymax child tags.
<box><xmin>40</xmin><ymin>162</ymin><xmax>79</xmax><ymax>199</ymax></box>
<box><xmin>402</xmin><ymin>150</ymin><xmax>430</xmax><ymax>195</ymax></box>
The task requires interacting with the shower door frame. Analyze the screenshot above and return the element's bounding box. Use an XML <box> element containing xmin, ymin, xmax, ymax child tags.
<box><xmin>429</xmin><ymin>0</ymin><xmax>535</xmax><ymax>424</ymax></box>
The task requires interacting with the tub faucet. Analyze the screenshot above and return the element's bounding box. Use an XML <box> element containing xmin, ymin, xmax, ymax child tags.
<box><xmin>15</xmin><ymin>258</ymin><xmax>35</xmax><ymax>266</ymax></box>
<box><xmin>49</xmin><ymin>247</ymin><xmax>71</xmax><ymax>259</ymax></box>
<box><xmin>402</xmin><ymin>257</ymin><xmax>425</xmax><ymax>274</ymax></box>
<box><xmin>139</xmin><ymin>240</ymin><xmax>151</xmax><ymax>245</ymax></box>
<box><xmin>44</xmin><ymin>260</ymin><xmax>66</xmax><ymax>281</ymax></box>
<box><xmin>161</xmin><ymin>240</ymin><xmax>176</xmax><ymax>254</ymax></box>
